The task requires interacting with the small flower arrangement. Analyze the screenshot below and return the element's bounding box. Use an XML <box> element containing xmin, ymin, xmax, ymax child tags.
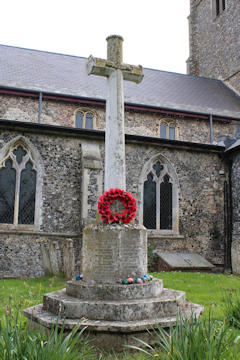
<box><xmin>98</xmin><ymin>188</ymin><xmax>137</xmax><ymax>224</ymax></box>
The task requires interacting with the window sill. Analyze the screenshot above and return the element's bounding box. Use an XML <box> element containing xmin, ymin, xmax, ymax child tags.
<box><xmin>0</xmin><ymin>226</ymin><xmax>81</xmax><ymax>237</ymax></box>
<box><xmin>147</xmin><ymin>230</ymin><xmax>184</xmax><ymax>240</ymax></box>
<box><xmin>0</xmin><ymin>224</ymin><xmax>40</xmax><ymax>232</ymax></box>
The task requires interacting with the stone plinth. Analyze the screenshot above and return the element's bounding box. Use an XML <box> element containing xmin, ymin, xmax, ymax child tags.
<box><xmin>23</xmin><ymin>223</ymin><xmax>204</xmax><ymax>351</ymax></box>
<box><xmin>66</xmin><ymin>278</ymin><xmax>163</xmax><ymax>300</ymax></box>
<box><xmin>82</xmin><ymin>224</ymin><xmax>147</xmax><ymax>283</ymax></box>
<box><xmin>42</xmin><ymin>287</ymin><xmax>185</xmax><ymax>322</ymax></box>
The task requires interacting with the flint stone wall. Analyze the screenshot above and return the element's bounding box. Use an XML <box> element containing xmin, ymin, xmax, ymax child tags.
<box><xmin>0</xmin><ymin>232</ymin><xmax>80</xmax><ymax>278</ymax></box>
<box><xmin>188</xmin><ymin>0</ymin><xmax>240</xmax><ymax>93</ymax></box>
<box><xmin>125</xmin><ymin>143</ymin><xmax>227</xmax><ymax>265</ymax></box>
<box><xmin>0</xmin><ymin>124</ymin><xmax>228</xmax><ymax>277</ymax></box>
<box><xmin>0</xmin><ymin>129</ymin><xmax>83</xmax><ymax>277</ymax></box>
<box><xmin>0</xmin><ymin>94</ymin><xmax>237</xmax><ymax>144</ymax></box>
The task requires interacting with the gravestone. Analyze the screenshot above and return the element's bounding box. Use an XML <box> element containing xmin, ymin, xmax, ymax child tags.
<box><xmin>24</xmin><ymin>35</ymin><xmax>203</xmax><ymax>351</ymax></box>
<box><xmin>154</xmin><ymin>251</ymin><xmax>215</xmax><ymax>272</ymax></box>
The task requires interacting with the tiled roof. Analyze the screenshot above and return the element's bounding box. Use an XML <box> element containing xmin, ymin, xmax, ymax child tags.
<box><xmin>1</xmin><ymin>44</ymin><xmax>240</xmax><ymax>119</ymax></box>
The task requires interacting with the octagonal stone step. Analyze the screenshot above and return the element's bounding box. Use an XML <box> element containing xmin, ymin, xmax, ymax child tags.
<box><xmin>43</xmin><ymin>288</ymin><xmax>186</xmax><ymax>322</ymax></box>
<box><xmin>24</xmin><ymin>301</ymin><xmax>204</xmax><ymax>333</ymax></box>
<box><xmin>66</xmin><ymin>278</ymin><xmax>163</xmax><ymax>301</ymax></box>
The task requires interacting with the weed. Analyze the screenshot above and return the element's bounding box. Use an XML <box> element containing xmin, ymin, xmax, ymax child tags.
<box><xmin>222</xmin><ymin>289</ymin><xmax>240</xmax><ymax>329</ymax></box>
<box><xmin>0</xmin><ymin>306</ymin><xmax>94</xmax><ymax>359</ymax></box>
<box><xmin>127</xmin><ymin>313</ymin><xmax>240</xmax><ymax>359</ymax></box>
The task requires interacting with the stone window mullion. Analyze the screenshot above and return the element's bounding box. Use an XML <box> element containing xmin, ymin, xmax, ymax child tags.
<box><xmin>12</xmin><ymin>157</ymin><xmax>27</xmax><ymax>225</ymax></box>
<box><xmin>13</xmin><ymin>167</ymin><xmax>20</xmax><ymax>225</ymax></box>
<box><xmin>83</xmin><ymin>113</ymin><xmax>86</xmax><ymax>128</ymax></box>
<box><xmin>166</xmin><ymin>124</ymin><xmax>170</xmax><ymax>139</ymax></box>
<box><xmin>12</xmin><ymin>157</ymin><xmax>24</xmax><ymax>226</ymax></box>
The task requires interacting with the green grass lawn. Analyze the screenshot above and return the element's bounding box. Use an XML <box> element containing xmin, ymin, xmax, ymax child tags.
<box><xmin>0</xmin><ymin>272</ymin><xmax>239</xmax><ymax>359</ymax></box>
<box><xmin>153</xmin><ymin>271</ymin><xmax>240</xmax><ymax>321</ymax></box>
<box><xmin>0</xmin><ymin>275</ymin><xmax>66</xmax><ymax>318</ymax></box>
<box><xmin>0</xmin><ymin>272</ymin><xmax>239</xmax><ymax>320</ymax></box>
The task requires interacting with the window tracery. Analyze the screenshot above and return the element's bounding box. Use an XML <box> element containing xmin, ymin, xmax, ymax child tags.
<box><xmin>140</xmin><ymin>154</ymin><xmax>179</xmax><ymax>233</ymax></box>
<box><xmin>0</xmin><ymin>137</ymin><xmax>42</xmax><ymax>227</ymax></box>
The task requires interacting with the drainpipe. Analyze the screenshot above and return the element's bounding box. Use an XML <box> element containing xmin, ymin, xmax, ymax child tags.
<box><xmin>224</xmin><ymin>158</ymin><xmax>233</xmax><ymax>272</ymax></box>
<box><xmin>209</xmin><ymin>114</ymin><xmax>213</xmax><ymax>144</ymax></box>
<box><xmin>225</xmin><ymin>159</ymin><xmax>233</xmax><ymax>269</ymax></box>
<box><xmin>38</xmin><ymin>92</ymin><xmax>42</xmax><ymax>124</ymax></box>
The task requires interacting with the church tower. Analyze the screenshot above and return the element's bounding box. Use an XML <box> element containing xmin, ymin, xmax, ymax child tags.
<box><xmin>187</xmin><ymin>0</ymin><xmax>240</xmax><ymax>93</ymax></box>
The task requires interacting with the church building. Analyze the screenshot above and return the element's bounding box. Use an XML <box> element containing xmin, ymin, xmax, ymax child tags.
<box><xmin>0</xmin><ymin>0</ymin><xmax>240</xmax><ymax>277</ymax></box>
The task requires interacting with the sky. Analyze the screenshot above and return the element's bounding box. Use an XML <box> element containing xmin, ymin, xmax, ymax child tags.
<box><xmin>0</xmin><ymin>0</ymin><xmax>190</xmax><ymax>74</ymax></box>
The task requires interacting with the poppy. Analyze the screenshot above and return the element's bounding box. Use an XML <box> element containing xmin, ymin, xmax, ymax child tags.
<box><xmin>98</xmin><ymin>188</ymin><xmax>137</xmax><ymax>224</ymax></box>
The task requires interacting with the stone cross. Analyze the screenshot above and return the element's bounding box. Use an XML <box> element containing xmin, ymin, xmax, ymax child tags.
<box><xmin>87</xmin><ymin>35</ymin><xmax>143</xmax><ymax>191</ymax></box>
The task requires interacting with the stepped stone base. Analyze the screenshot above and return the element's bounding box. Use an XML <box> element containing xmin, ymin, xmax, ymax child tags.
<box><xmin>23</xmin><ymin>227</ymin><xmax>203</xmax><ymax>351</ymax></box>
<box><xmin>23</xmin><ymin>284</ymin><xmax>203</xmax><ymax>351</ymax></box>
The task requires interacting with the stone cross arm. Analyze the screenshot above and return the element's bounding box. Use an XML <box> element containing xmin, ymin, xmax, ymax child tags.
<box><xmin>86</xmin><ymin>55</ymin><xmax>144</xmax><ymax>84</ymax></box>
<box><xmin>86</xmin><ymin>35</ymin><xmax>143</xmax><ymax>190</ymax></box>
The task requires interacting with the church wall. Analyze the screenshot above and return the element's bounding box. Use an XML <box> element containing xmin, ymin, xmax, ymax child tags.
<box><xmin>0</xmin><ymin>124</ymin><xmax>227</xmax><ymax>276</ymax></box>
<box><xmin>0</xmin><ymin>129</ymin><xmax>83</xmax><ymax>278</ymax></box>
<box><xmin>125</xmin><ymin>143</ymin><xmax>227</xmax><ymax>266</ymax></box>
<box><xmin>188</xmin><ymin>0</ymin><xmax>240</xmax><ymax>93</ymax></box>
<box><xmin>0</xmin><ymin>93</ymin><xmax>237</xmax><ymax>144</ymax></box>
<box><xmin>0</xmin><ymin>130</ymin><xmax>82</xmax><ymax>233</ymax></box>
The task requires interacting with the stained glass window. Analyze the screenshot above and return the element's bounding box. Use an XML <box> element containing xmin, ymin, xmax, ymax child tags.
<box><xmin>143</xmin><ymin>173</ymin><xmax>156</xmax><ymax>229</ymax></box>
<box><xmin>216</xmin><ymin>0</ymin><xmax>220</xmax><ymax>15</ymax></box>
<box><xmin>160</xmin><ymin>123</ymin><xmax>167</xmax><ymax>138</ymax></box>
<box><xmin>18</xmin><ymin>161</ymin><xmax>36</xmax><ymax>224</ymax></box>
<box><xmin>0</xmin><ymin>159</ymin><xmax>16</xmax><ymax>224</ymax></box>
<box><xmin>76</xmin><ymin>112</ymin><xmax>83</xmax><ymax>128</ymax></box>
<box><xmin>160</xmin><ymin>175</ymin><xmax>172</xmax><ymax>230</ymax></box>
<box><xmin>75</xmin><ymin>110</ymin><xmax>94</xmax><ymax>129</ymax></box>
<box><xmin>169</xmin><ymin>125</ymin><xmax>175</xmax><ymax>140</ymax></box>
<box><xmin>85</xmin><ymin>114</ymin><xmax>93</xmax><ymax>129</ymax></box>
<box><xmin>160</xmin><ymin>121</ymin><xmax>178</xmax><ymax>140</ymax></box>
<box><xmin>13</xmin><ymin>146</ymin><xmax>27</xmax><ymax>164</ymax></box>
<box><xmin>153</xmin><ymin>161</ymin><xmax>163</xmax><ymax>178</ymax></box>
<box><xmin>0</xmin><ymin>144</ymin><xmax>37</xmax><ymax>226</ymax></box>
<box><xmin>143</xmin><ymin>160</ymin><xmax>175</xmax><ymax>231</ymax></box>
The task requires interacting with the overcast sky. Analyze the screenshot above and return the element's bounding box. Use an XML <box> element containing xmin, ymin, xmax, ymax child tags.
<box><xmin>1</xmin><ymin>0</ymin><xmax>190</xmax><ymax>74</ymax></box>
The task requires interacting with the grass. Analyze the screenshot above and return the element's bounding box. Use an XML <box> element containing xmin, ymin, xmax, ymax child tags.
<box><xmin>0</xmin><ymin>275</ymin><xmax>66</xmax><ymax>318</ymax></box>
<box><xmin>128</xmin><ymin>314</ymin><xmax>240</xmax><ymax>359</ymax></box>
<box><xmin>152</xmin><ymin>271</ymin><xmax>240</xmax><ymax>321</ymax></box>
<box><xmin>0</xmin><ymin>272</ymin><xmax>240</xmax><ymax>359</ymax></box>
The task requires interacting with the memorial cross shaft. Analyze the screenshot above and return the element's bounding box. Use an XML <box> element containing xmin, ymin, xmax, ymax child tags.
<box><xmin>87</xmin><ymin>35</ymin><xmax>143</xmax><ymax>191</ymax></box>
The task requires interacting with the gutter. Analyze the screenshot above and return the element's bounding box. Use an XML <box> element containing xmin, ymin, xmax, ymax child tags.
<box><xmin>224</xmin><ymin>158</ymin><xmax>233</xmax><ymax>271</ymax></box>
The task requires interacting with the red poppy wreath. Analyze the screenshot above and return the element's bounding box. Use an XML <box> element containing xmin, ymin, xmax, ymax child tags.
<box><xmin>98</xmin><ymin>188</ymin><xmax>137</xmax><ymax>224</ymax></box>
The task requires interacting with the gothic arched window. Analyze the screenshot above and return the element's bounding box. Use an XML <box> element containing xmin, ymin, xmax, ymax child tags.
<box><xmin>0</xmin><ymin>143</ymin><xmax>38</xmax><ymax>225</ymax></box>
<box><xmin>141</xmin><ymin>156</ymin><xmax>179</xmax><ymax>233</ymax></box>
<box><xmin>75</xmin><ymin>109</ymin><xmax>95</xmax><ymax>129</ymax></box>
